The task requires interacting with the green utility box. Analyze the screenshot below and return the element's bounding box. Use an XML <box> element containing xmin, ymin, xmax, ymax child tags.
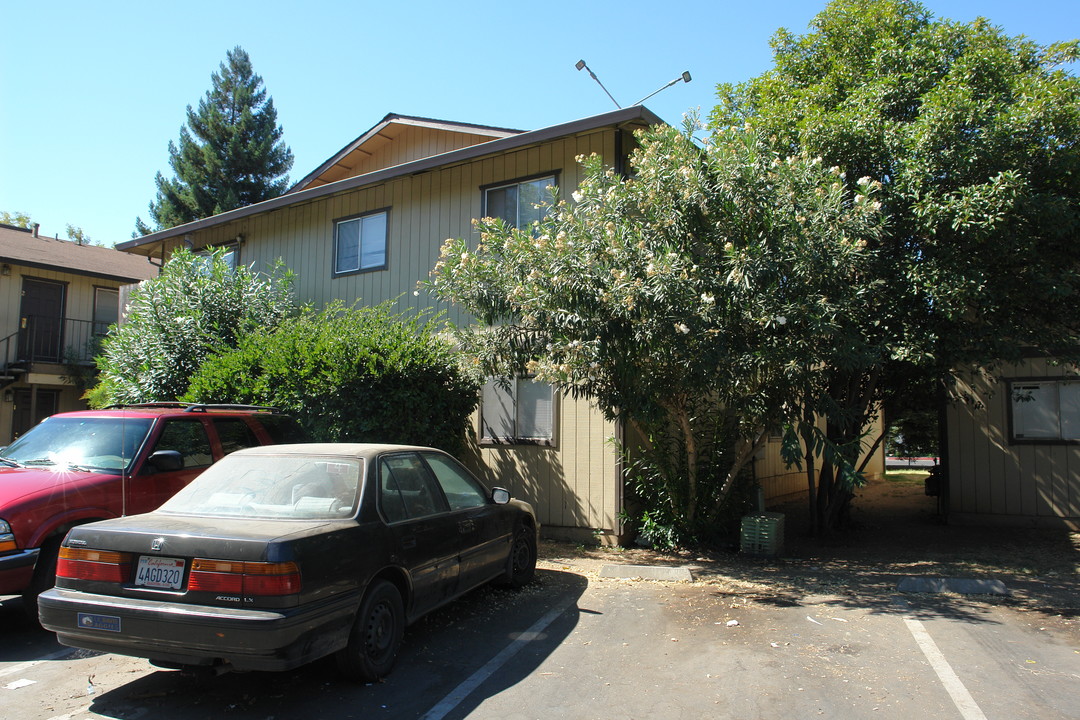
<box><xmin>740</xmin><ymin>512</ymin><xmax>785</xmax><ymax>556</ymax></box>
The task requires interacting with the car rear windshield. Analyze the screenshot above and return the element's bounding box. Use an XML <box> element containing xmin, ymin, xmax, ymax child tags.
<box><xmin>160</xmin><ymin>453</ymin><xmax>363</xmax><ymax>520</ymax></box>
<box><xmin>1</xmin><ymin>416</ymin><xmax>154</xmax><ymax>473</ymax></box>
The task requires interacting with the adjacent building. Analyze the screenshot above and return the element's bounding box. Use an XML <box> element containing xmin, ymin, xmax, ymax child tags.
<box><xmin>0</xmin><ymin>223</ymin><xmax>158</xmax><ymax>443</ymax></box>
<box><xmin>945</xmin><ymin>358</ymin><xmax>1079</xmax><ymax>530</ymax></box>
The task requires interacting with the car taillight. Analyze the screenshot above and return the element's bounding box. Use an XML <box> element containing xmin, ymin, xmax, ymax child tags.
<box><xmin>188</xmin><ymin>559</ymin><xmax>301</xmax><ymax>596</ymax></box>
<box><xmin>57</xmin><ymin>547</ymin><xmax>132</xmax><ymax>583</ymax></box>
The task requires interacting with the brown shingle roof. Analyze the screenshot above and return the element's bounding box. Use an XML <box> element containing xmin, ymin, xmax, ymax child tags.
<box><xmin>0</xmin><ymin>224</ymin><xmax>158</xmax><ymax>282</ymax></box>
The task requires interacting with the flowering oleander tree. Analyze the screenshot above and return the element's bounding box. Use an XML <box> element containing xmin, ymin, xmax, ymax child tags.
<box><xmin>429</xmin><ymin>120</ymin><xmax>885</xmax><ymax>544</ymax></box>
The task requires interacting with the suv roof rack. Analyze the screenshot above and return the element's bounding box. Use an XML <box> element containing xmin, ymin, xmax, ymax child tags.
<box><xmin>107</xmin><ymin>402</ymin><xmax>281</xmax><ymax>413</ymax></box>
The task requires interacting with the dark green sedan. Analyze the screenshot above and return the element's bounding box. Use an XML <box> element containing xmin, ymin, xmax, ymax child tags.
<box><xmin>39</xmin><ymin>443</ymin><xmax>538</xmax><ymax>682</ymax></box>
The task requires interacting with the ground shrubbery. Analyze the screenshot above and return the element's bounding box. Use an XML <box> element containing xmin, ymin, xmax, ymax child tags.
<box><xmin>183</xmin><ymin>302</ymin><xmax>479</xmax><ymax>455</ymax></box>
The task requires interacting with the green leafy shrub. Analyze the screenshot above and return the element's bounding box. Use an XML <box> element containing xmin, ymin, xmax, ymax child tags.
<box><xmin>619</xmin><ymin>411</ymin><xmax>758</xmax><ymax>549</ymax></box>
<box><xmin>183</xmin><ymin>302</ymin><xmax>479</xmax><ymax>455</ymax></box>
<box><xmin>88</xmin><ymin>248</ymin><xmax>295</xmax><ymax>406</ymax></box>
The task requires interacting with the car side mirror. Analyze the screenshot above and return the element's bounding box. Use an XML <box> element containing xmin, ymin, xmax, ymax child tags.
<box><xmin>146</xmin><ymin>450</ymin><xmax>184</xmax><ymax>473</ymax></box>
<box><xmin>491</xmin><ymin>487</ymin><xmax>510</xmax><ymax>505</ymax></box>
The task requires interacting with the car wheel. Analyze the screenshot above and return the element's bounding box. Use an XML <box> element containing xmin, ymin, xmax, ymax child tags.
<box><xmin>500</xmin><ymin>524</ymin><xmax>536</xmax><ymax>589</ymax></box>
<box><xmin>21</xmin><ymin>538</ymin><xmax>60</xmax><ymax>624</ymax></box>
<box><xmin>336</xmin><ymin>579</ymin><xmax>404</xmax><ymax>682</ymax></box>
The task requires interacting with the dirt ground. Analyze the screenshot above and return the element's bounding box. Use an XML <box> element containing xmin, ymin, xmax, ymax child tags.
<box><xmin>537</xmin><ymin>473</ymin><xmax>1080</xmax><ymax>641</ymax></box>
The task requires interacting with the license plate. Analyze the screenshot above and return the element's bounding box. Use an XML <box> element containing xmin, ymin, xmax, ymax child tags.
<box><xmin>78</xmin><ymin>613</ymin><xmax>121</xmax><ymax>632</ymax></box>
<box><xmin>135</xmin><ymin>556</ymin><xmax>186</xmax><ymax>590</ymax></box>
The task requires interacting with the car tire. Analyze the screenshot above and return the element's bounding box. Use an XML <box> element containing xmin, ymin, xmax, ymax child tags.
<box><xmin>21</xmin><ymin>538</ymin><xmax>60</xmax><ymax>624</ymax></box>
<box><xmin>336</xmin><ymin>579</ymin><xmax>404</xmax><ymax>682</ymax></box>
<box><xmin>498</xmin><ymin>523</ymin><xmax>536</xmax><ymax>589</ymax></box>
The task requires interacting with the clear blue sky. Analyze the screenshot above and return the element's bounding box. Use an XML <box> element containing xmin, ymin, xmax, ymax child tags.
<box><xmin>2</xmin><ymin>0</ymin><xmax>1077</xmax><ymax>246</ymax></box>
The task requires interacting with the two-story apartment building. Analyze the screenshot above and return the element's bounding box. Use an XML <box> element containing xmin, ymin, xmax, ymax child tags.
<box><xmin>116</xmin><ymin>107</ymin><xmax>884</xmax><ymax>542</ymax></box>
<box><xmin>0</xmin><ymin>223</ymin><xmax>158</xmax><ymax>444</ymax></box>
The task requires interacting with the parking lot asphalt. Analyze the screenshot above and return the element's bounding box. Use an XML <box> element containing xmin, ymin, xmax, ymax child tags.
<box><xmin>3</xmin><ymin>540</ymin><xmax>1078</xmax><ymax>720</ymax></box>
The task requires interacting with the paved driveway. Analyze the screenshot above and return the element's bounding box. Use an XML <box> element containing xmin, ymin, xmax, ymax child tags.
<box><xmin>3</xmin><ymin>553</ymin><xmax>1077</xmax><ymax>720</ymax></box>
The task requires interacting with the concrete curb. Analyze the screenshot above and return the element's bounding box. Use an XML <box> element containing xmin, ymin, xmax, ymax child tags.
<box><xmin>598</xmin><ymin>564</ymin><xmax>694</xmax><ymax>582</ymax></box>
<box><xmin>897</xmin><ymin>577</ymin><xmax>1010</xmax><ymax>595</ymax></box>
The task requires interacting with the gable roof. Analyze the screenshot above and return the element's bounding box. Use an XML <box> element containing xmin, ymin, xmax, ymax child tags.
<box><xmin>118</xmin><ymin>106</ymin><xmax>663</xmax><ymax>255</ymax></box>
<box><xmin>288</xmin><ymin>113</ymin><xmax>523</xmax><ymax>193</ymax></box>
<box><xmin>0</xmin><ymin>224</ymin><xmax>158</xmax><ymax>282</ymax></box>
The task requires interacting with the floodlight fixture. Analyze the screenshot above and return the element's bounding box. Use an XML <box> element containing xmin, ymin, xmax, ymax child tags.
<box><xmin>575</xmin><ymin>59</ymin><xmax>621</xmax><ymax>109</ymax></box>
<box><xmin>632</xmin><ymin>71</ymin><xmax>692</xmax><ymax>106</ymax></box>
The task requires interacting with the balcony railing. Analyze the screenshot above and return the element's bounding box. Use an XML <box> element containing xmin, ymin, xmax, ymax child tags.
<box><xmin>1</xmin><ymin>316</ymin><xmax>105</xmax><ymax>378</ymax></box>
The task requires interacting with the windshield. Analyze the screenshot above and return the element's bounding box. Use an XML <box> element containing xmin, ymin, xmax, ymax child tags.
<box><xmin>2</xmin><ymin>416</ymin><xmax>153</xmax><ymax>473</ymax></box>
<box><xmin>160</xmin><ymin>453</ymin><xmax>363</xmax><ymax>520</ymax></box>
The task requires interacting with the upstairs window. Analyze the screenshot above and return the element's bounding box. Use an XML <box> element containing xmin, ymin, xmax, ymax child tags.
<box><xmin>481</xmin><ymin>377</ymin><xmax>555</xmax><ymax>446</ymax></box>
<box><xmin>194</xmin><ymin>244</ymin><xmax>239</xmax><ymax>272</ymax></box>
<box><xmin>93</xmin><ymin>287</ymin><xmax>119</xmax><ymax>336</ymax></box>
<box><xmin>1010</xmin><ymin>379</ymin><xmax>1080</xmax><ymax>442</ymax></box>
<box><xmin>334</xmin><ymin>209</ymin><xmax>388</xmax><ymax>276</ymax></box>
<box><xmin>483</xmin><ymin>174</ymin><xmax>558</xmax><ymax>230</ymax></box>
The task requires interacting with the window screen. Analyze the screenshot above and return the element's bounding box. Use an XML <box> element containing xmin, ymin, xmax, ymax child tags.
<box><xmin>484</xmin><ymin>176</ymin><xmax>556</xmax><ymax>229</ymax></box>
<box><xmin>335</xmin><ymin>211</ymin><xmax>388</xmax><ymax>274</ymax></box>
<box><xmin>481</xmin><ymin>377</ymin><xmax>555</xmax><ymax>444</ymax></box>
<box><xmin>1011</xmin><ymin>380</ymin><xmax>1080</xmax><ymax>442</ymax></box>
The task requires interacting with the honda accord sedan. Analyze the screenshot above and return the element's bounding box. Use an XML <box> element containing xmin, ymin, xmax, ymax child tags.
<box><xmin>38</xmin><ymin>443</ymin><xmax>538</xmax><ymax>681</ymax></box>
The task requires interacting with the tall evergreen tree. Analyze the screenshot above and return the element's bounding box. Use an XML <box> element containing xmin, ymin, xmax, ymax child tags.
<box><xmin>135</xmin><ymin>47</ymin><xmax>294</xmax><ymax>235</ymax></box>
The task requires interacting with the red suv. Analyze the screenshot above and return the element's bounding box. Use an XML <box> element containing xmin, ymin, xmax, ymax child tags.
<box><xmin>0</xmin><ymin>404</ymin><xmax>305</xmax><ymax>616</ymax></box>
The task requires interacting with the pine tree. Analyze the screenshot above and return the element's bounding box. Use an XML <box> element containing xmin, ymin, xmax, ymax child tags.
<box><xmin>135</xmin><ymin>47</ymin><xmax>294</xmax><ymax>235</ymax></box>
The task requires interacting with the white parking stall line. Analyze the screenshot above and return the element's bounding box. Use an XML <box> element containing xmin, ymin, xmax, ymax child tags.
<box><xmin>420</xmin><ymin>596</ymin><xmax>576</xmax><ymax>720</ymax></box>
<box><xmin>0</xmin><ymin>648</ymin><xmax>76</xmax><ymax>679</ymax></box>
<box><xmin>903</xmin><ymin>617</ymin><xmax>988</xmax><ymax>720</ymax></box>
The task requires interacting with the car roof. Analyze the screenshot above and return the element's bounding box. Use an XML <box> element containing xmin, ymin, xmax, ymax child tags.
<box><xmin>228</xmin><ymin>443</ymin><xmax>442</xmax><ymax>459</ymax></box>
<box><xmin>47</xmin><ymin>404</ymin><xmax>281</xmax><ymax>420</ymax></box>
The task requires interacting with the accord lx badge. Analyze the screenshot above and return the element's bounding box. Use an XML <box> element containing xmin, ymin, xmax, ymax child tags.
<box><xmin>150</xmin><ymin>538</ymin><xmax>165</xmax><ymax>551</ymax></box>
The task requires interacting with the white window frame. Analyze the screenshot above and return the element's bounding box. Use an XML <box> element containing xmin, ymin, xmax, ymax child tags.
<box><xmin>334</xmin><ymin>209</ymin><xmax>389</xmax><ymax>276</ymax></box>
<box><xmin>92</xmin><ymin>286</ymin><xmax>119</xmax><ymax>336</ymax></box>
<box><xmin>194</xmin><ymin>243</ymin><xmax>240</xmax><ymax>272</ymax></box>
<box><xmin>482</xmin><ymin>174</ymin><xmax>558</xmax><ymax>230</ymax></box>
<box><xmin>1009</xmin><ymin>379</ymin><xmax>1080</xmax><ymax>443</ymax></box>
<box><xmin>480</xmin><ymin>377</ymin><xmax>556</xmax><ymax>446</ymax></box>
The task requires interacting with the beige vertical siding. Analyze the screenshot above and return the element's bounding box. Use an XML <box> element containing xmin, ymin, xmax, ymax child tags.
<box><xmin>180</xmin><ymin>127</ymin><xmax>623</xmax><ymax>537</ymax></box>
<box><xmin>755</xmin><ymin>412</ymin><xmax>886</xmax><ymax>503</ymax></box>
<box><xmin>947</xmin><ymin>360</ymin><xmax>1080</xmax><ymax>528</ymax></box>
<box><xmin>312</xmin><ymin>128</ymin><xmax>507</xmax><ymax>187</ymax></box>
<box><xmin>216</xmin><ymin>128</ymin><xmax>607</xmax><ymax>324</ymax></box>
<box><xmin>470</xmin><ymin>393</ymin><xmax>622</xmax><ymax>540</ymax></box>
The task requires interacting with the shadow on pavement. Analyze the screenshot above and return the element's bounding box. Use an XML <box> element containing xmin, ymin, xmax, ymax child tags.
<box><xmin>84</xmin><ymin>568</ymin><xmax>587</xmax><ymax>720</ymax></box>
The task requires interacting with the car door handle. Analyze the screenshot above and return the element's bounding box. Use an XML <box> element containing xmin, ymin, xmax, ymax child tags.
<box><xmin>458</xmin><ymin>519</ymin><xmax>475</xmax><ymax>533</ymax></box>
<box><xmin>401</xmin><ymin>535</ymin><xmax>417</xmax><ymax>549</ymax></box>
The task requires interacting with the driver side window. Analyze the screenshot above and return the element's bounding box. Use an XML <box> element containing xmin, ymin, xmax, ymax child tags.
<box><xmin>423</xmin><ymin>452</ymin><xmax>488</xmax><ymax>511</ymax></box>
<box><xmin>378</xmin><ymin>453</ymin><xmax>447</xmax><ymax>522</ymax></box>
<box><xmin>150</xmin><ymin>419</ymin><xmax>213</xmax><ymax>470</ymax></box>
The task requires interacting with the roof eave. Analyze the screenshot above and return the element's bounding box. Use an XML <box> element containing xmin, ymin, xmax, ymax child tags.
<box><xmin>285</xmin><ymin>112</ymin><xmax>526</xmax><ymax>194</ymax></box>
<box><xmin>117</xmin><ymin>106</ymin><xmax>664</xmax><ymax>254</ymax></box>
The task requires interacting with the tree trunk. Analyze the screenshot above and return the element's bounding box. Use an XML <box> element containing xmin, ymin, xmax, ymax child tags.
<box><xmin>801</xmin><ymin>422</ymin><xmax>819</xmax><ymax>537</ymax></box>
<box><xmin>707</xmin><ymin>427</ymin><xmax>767</xmax><ymax>522</ymax></box>
<box><xmin>675</xmin><ymin>406</ymin><xmax>699</xmax><ymax>525</ymax></box>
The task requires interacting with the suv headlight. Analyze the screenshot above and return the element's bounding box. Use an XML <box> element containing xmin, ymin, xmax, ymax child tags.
<box><xmin>0</xmin><ymin>519</ymin><xmax>16</xmax><ymax>553</ymax></box>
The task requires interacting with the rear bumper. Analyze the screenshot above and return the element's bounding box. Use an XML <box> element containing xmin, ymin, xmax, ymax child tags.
<box><xmin>0</xmin><ymin>549</ymin><xmax>39</xmax><ymax>595</ymax></box>
<box><xmin>38</xmin><ymin>587</ymin><xmax>360</xmax><ymax>672</ymax></box>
